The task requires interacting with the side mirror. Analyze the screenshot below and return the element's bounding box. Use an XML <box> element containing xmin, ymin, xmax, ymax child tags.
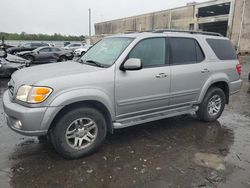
<box><xmin>0</xmin><ymin>48</ymin><xmax>7</xmax><ymax>58</ymax></box>
<box><xmin>121</xmin><ymin>58</ymin><xmax>142</xmax><ymax>71</ymax></box>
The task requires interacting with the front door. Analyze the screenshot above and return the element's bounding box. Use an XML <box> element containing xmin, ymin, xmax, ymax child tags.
<box><xmin>115</xmin><ymin>37</ymin><xmax>171</xmax><ymax>119</ymax></box>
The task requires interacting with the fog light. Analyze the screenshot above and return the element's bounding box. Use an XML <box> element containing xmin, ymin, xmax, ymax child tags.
<box><xmin>14</xmin><ymin>120</ymin><xmax>22</xmax><ymax>129</ymax></box>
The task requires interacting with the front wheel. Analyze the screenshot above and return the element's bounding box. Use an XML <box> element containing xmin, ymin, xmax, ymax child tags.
<box><xmin>50</xmin><ymin>107</ymin><xmax>107</xmax><ymax>159</ymax></box>
<box><xmin>196</xmin><ymin>87</ymin><xmax>226</xmax><ymax>122</ymax></box>
<box><xmin>25</xmin><ymin>55</ymin><xmax>34</xmax><ymax>62</ymax></box>
<box><xmin>59</xmin><ymin>56</ymin><xmax>68</xmax><ymax>62</ymax></box>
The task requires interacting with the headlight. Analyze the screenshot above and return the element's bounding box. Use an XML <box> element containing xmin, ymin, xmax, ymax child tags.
<box><xmin>16</xmin><ymin>85</ymin><xmax>53</xmax><ymax>103</ymax></box>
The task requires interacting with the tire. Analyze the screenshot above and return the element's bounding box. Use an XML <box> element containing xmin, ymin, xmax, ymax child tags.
<box><xmin>50</xmin><ymin>107</ymin><xmax>107</xmax><ymax>159</ymax></box>
<box><xmin>59</xmin><ymin>56</ymin><xmax>67</xmax><ymax>62</ymax></box>
<box><xmin>37</xmin><ymin>135</ymin><xmax>48</xmax><ymax>143</ymax></box>
<box><xmin>196</xmin><ymin>87</ymin><xmax>226</xmax><ymax>122</ymax></box>
<box><xmin>25</xmin><ymin>55</ymin><xmax>34</xmax><ymax>62</ymax></box>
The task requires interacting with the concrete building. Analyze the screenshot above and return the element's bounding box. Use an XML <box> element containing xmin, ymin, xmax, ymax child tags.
<box><xmin>94</xmin><ymin>0</ymin><xmax>249</xmax><ymax>53</ymax></box>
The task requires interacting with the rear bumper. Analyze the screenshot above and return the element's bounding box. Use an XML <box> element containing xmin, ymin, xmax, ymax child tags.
<box><xmin>229</xmin><ymin>79</ymin><xmax>242</xmax><ymax>95</ymax></box>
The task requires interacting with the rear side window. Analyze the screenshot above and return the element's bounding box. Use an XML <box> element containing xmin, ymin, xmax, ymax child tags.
<box><xmin>51</xmin><ymin>48</ymin><xmax>60</xmax><ymax>52</ymax></box>
<box><xmin>32</xmin><ymin>43</ymin><xmax>47</xmax><ymax>47</ymax></box>
<box><xmin>169</xmin><ymin>38</ymin><xmax>205</xmax><ymax>65</ymax></box>
<box><xmin>206</xmin><ymin>39</ymin><xmax>237</xmax><ymax>60</ymax></box>
<box><xmin>39</xmin><ymin>48</ymin><xmax>51</xmax><ymax>52</ymax></box>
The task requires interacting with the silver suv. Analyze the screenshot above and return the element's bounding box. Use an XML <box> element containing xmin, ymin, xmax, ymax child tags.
<box><xmin>3</xmin><ymin>31</ymin><xmax>242</xmax><ymax>159</ymax></box>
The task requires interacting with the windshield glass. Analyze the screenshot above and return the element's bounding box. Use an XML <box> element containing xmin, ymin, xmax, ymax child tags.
<box><xmin>80</xmin><ymin>37</ymin><xmax>134</xmax><ymax>67</ymax></box>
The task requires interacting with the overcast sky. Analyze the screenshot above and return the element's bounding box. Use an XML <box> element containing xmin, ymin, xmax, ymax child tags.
<box><xmin>0</xmin><ymin>0</ymin><xmax>208</xmax><ymax>36</ymax></box>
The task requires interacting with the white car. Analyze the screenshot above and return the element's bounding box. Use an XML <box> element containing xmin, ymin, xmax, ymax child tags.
<box><xmin>73</xmin><ymin>45</ymin><xmax>92</xmax><ymax>56</ymax></box>
<box><xmin>63</xmin><ymin>43</ymin><xmax>86</xmax><ymax>50</ymax></box>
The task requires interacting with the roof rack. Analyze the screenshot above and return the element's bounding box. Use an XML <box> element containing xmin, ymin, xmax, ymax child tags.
<box><xmin>152</xmin><ymin>29</ymin><xmax>223</xmax><ymax>36</ymax></box>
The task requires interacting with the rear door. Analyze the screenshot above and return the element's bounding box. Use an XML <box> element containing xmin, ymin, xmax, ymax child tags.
<box><xmin>49</xmin><ymin>47</ymin><xmax>61</xmax><ymax>61</ymax></box>
<box><xmin>115</xmin><ymin>37</ymin><xmax>171</xmax><ymax>119</ymax></box>
<box><xmin>169</xmin><ymin>37</ymin><xmax>211</xmax><ymax>106</ymax></box>
<box><xmin>36</xmin><ymin>48</ymin><xmax>52</xmax><ymax>63</ymax></box>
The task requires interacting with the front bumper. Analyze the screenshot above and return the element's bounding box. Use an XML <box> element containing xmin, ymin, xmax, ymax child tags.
<box><xmin>73</xmin><ymin>51</ymin><xmax>82</xmax><ymax>56</ymax></box>
<box><xmin>3</xmin><ymin>91</ymin><xmax>48</xmax><ymax>136</ymax></box>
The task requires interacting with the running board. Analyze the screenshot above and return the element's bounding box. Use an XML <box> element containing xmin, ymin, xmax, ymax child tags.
<box><xmin>113</xmin><ymin>105</ymin><xmax>198</xmax><ymax>129</ymax></box>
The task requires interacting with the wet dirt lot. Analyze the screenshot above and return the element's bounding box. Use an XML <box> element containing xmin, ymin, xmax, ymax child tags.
<box><xmin>0</xmin><ymin>59</ymin><xmax>249</xmax><ymax>188</ymax></box>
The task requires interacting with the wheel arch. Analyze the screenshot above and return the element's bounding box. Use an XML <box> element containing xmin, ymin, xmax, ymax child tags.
<box><xmin>199</xmin><ymin>80</ymin><xmax>229</xmax><ymax>104</ymax></box>
<box><xmin>48</xmin><ymin>100</ymin><xmax>114</xmax><ymax>134</ymax></box>
<box><xmin>59</xmin><ymin>55</ymin><xmax>68</xmax><ymax>61</ymax></box>
<box><xmin>25</xmin><ymin>54</ymin><xmax>35</xmax><ymax>60</ymax></box>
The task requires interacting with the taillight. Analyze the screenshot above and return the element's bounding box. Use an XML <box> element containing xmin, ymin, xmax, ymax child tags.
<box><xmin>236</xmin><ymin>63</ymin><xmax>242</xmax><ymax>75</ymax></box>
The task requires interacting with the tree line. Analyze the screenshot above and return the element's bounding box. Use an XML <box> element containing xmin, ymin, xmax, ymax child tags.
<box><xmin>0</xmin><ymin>32</ymin><xmax>86</xmax><ymax>41</ymax></box>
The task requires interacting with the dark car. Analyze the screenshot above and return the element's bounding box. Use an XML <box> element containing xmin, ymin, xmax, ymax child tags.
<box><xmin>0</xmin><ymin>58</ymin><xmax>26</xmax><ymax>77</ymax></box>
<box><xmin>17</xmin><ymin>46</ymin><xmax>73</xmax><ymax>64</ymax></box>
<box><xmin>7</xmin><ymin>42</ymin><xmax>49</xmax><ymax>55</ymax></box>
<box><xmin>0</xmin><ymin>52</ymin><xmax>29</xmax><ymax>77</ymax></box>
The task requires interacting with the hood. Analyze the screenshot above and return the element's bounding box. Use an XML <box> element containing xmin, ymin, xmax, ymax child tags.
<box><xmin>6</xmin><ymin>54</ymin><xmax>28</xmax><ymax>64</ymax></box>
<box><xmin>17</xmin><ymin>51</ymin><xmax>32</xmax><ymax>56</ymax></box>
<box><xmin>0</xmin><ymin>58</ymin><xmax>24</xmax><ymax>68</ymax></box>
<box><xmin>7</xmin><ymin>46</ymin><xmax>20</xmax><ymax>52</ymax></box>
<box><xmin>11</xmin><ymin>61</ymin><xmax>103</xmax><ymax>86</ymax></box>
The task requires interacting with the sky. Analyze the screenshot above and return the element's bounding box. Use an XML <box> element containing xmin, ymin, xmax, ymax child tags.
<box><xmin>0</xmin><ymin>0</ymin><xmax>208</xmax><ymax>36</ymax></box>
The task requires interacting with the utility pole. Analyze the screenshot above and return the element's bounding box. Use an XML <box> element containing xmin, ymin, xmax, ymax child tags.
<box><xmin>89</xmin><ymin>8</ymin><xmax>91</xmax><ymax>36</ymax></box>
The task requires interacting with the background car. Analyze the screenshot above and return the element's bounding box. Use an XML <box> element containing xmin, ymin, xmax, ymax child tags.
<box><xmin>63</xmin><ymin>43</ymin><xmax>86</xmax><ymax>51</ymax></box>
<box><xmin>0</xmin><ymin>51</ymin><xmax>28</xmax><ymax>77</ymax></box>
<box><xmin>7</xmin><ymin>42</ymin><xmax>49</xmax><ymax>55</ymax></box>
<box><xmin>73</xmin><ymin>45</ymin><xmax>92</xmax><ymax>56</ymax></box>
<box><xmin>0</xmin><ymin>58</ymin><xmax>25</xmax><ymax>77</ymax></box>
<box><xmin>6</xmin><ymin>53</ymin><xmax>31</xmax><ymax>66</ymax></box>
<box><xmin>17</xmin><ymin>46</ymin><xmax>73</xmax><ymax>64</ymax></box>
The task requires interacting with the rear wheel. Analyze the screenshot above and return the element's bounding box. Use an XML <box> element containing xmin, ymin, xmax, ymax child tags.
<box><xmin>196</xmin><ymin>87</ymin><xmax>226</xmax><ymax>122</ymax></box>
<box><xmin>59</xmin><ymin>56</ymin><xmax>68</xmax><ymax>62</ymax></box>
<box><xmin>50</xmin><ymin>107</ymin><xmax>107</xmax><ymax>159</ymax></box>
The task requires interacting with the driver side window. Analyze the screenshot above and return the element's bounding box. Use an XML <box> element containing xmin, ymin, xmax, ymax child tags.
<box><xmin>39</xmin><ymin>48</ymin><xmax>51</xmax><ymax>53</ymax></box>
<box><xmin>128</xmin><ymin>38</ymin><xmax>166</xmax><ymax>68</ymax></box>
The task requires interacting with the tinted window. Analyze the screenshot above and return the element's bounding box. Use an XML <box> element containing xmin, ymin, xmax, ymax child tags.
<box><xmin>32</xmin><ymin>43</ymin><xmax>48</xmax><ymax>47</ymax></box>
<box><xmin>71</xmin><ymin>44</ymin><xmax>81</xmax><ymax>47</ymax></box>
<box><xmin>39</xmin><ymin>48</ymin><xmax>51</xmax><ymax>52</ymax></box>
<box><xmin>23</xmin><ymin>43</ymin><xmax>32</xmax><ymax>48</ymax></box>
<box><xmin>196</xmin><ymin>42</ymin><xmax>204</xmax><ymax>62</ymax></box>
<box><xmin>206</xmin><ymin>39</ymin><xmax>237</xmax><ymax>60</ymax></box>
<box><xmin>128</xmin><ymin>38</ymin><xmax>166</xmax><ymax>67</ymax></box>
<box><xmin>51</xmin><ymin>48</ymin><xmax>60</xmax><ymax>52</ymax></box>
<box><xmin>169</xmin><ymin>38</ymin><xmax>204</xmax><ymax>65</ymax></box>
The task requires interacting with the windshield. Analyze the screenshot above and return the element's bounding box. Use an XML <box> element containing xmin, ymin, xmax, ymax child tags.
<box><xmin>80</xmin><ymin>37</ymin><xmax>134</xmax><ymax>67</ymax></box>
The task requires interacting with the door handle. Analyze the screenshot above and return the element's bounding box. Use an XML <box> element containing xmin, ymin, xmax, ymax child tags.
<box><xmin>201</xmin><ymin>69</ymin><xmax>210</xmax><ymax>73</ymax></box>
<box><xmin>155</xmin><ymin>73</ymin><xmax>168</xmax><ymax>78</ymax></box>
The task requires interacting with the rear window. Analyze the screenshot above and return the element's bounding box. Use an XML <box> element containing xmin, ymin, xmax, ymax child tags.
<box><xmin>206</xmin><ymin>39</ymin><xmax>237</xmax><ymax>60</ymax></box>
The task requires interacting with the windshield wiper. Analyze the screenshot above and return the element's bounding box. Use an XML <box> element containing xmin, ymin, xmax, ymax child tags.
<box><xmin>85</xmin><ymin>60</ymin><xmax>105</xmax><ymax>68</ymax></box>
